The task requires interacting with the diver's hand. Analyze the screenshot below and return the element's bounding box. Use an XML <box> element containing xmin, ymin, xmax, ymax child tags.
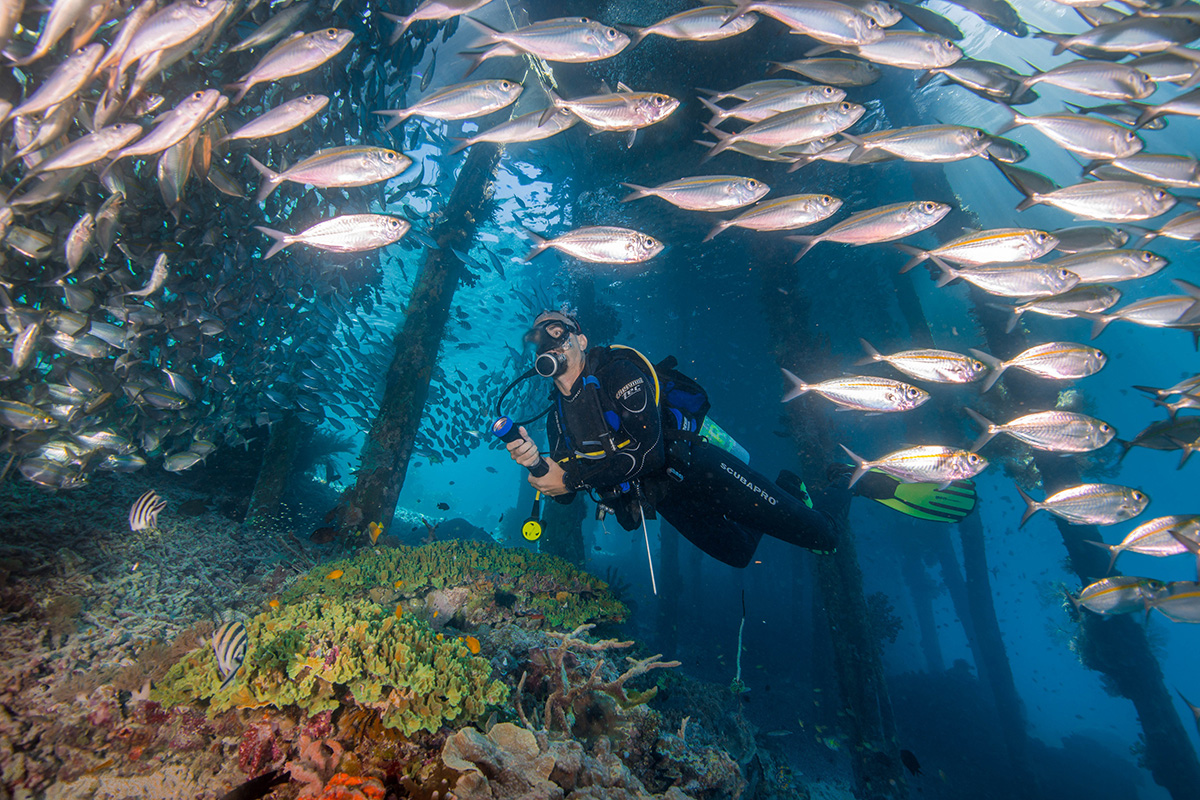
<box><xmin>529</xmin><ymin>458</ymin><xmax>570</xmax><ymax>496</ymax></box>
<box><xmin>506</xmin><ymin>425</ymin><xmax>542</xmax><ymax>469</ymax></box>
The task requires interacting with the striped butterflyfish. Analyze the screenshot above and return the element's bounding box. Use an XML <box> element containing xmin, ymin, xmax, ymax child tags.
<box><xmin>213</xmin><ymin>621</ymin><xmax>248</xmax><ymax>690</ymax></box>
<box><xmin>128</xmin><ymin>489</ymin><xmax>167</xmax><ymax>531</ymax></box>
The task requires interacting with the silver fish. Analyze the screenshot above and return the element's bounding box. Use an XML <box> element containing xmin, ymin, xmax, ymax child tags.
<box><xmin>840</xmin><ymin>124</ymin><xmax>990</xmax><ymax>163</ymax></box>
<box><xmin>231</xmin><ymin>28</ymin><xmax>354</xmax><ymax>104</ymax></box>
<box><xmin>966</xmin><ymin>408</ymin><xmax>1115</xmax><ymax>453</ymax></box>
<box><xmin>1073</xmin><ymin>576</ymin><xmax>1166</xmax><ymax>616</ymax></box>
<box><xmin>900</xmin><ymin>227</ymin><xmax>1059</xmax><ymax>271</ymax></box>
<box><xmin>1091</xmin><ymin>516</ymin><xmax>1200</xmax><ymax>574</ymax></box>
<box><xmin>524</xmin><ymin>226</ymin><xmax>663</xmax><ymax>264</ymax></box>
<box><xmin>1001</xmin><ymin>285</ymin><xmax>1123</xmax><ymax>331</ymax></box>
<box><xmin>548</xmin><ymin>84</ymin><xmax>680</xmax><ymax>135</ymax></box>
<box><xmin>1086</xmin><ymin>153</ymin><xmax>1200</xmax><ymax>189</ymax></box>
<box><xmin>219</xmin><ymin>94</ymin><xmax>328</xmax><ymax>144</ymax></box>
<box><xmin>1082</xmin><ymin>281</ymin><xmax>1200</xmax><ymax>336</ymax></box>
<box><xmin>933</xmin><ymin>262</ymin><xmax>1080</xmax><ymax>298</ymax></box>
<box><xmin>11</xmin><ymin>44</ymin><xmax>104</xmax><ymax>119</ymax></box>
<box><xmin>633</xmin><ymin>5</ymin><xmax>759</xmax><ymax>43</ymax></box>
<box><xmin>816</xmin><ymin>30</ymin><xmax>963</xmax><ymax>70</ymax></box>
<box><xmin>1137</xmin><ymin>87</ymin><xmax>1200</xmax><ymax>127</ymax></box>
<box><xmin>108</xmin><ymin>89</ymin><xmax>222</xmax><ymax>165</ymax></box>
<box><xmin>128</xmin><ymin>489</ymin><xmax>167</xmax><ymax>531</ymax></box>
<box><xmin>970</xmin><ymin>342</ymin><xmax>1107</xmax><ymax>392</ymax></box>
<box><xmin>11</xmin><ymin>0</ymin><xmax>93</xmax><ymax>65</ymax></box>
<box><xmin>448</xmin><ymin>108</ymin><xmax>578</xmax><ymax>154</ymax></box>
<box><xmin>228</xmin><ymin>0</ymin><xmax>311</xmax><ymax>52</ymax></box>
<box><xmin>1053</xmin><ymin>225</ymin><xmax>1130</xmax><ymax>253</ymax></box>
<box><xmin>1016</xmin><ymin>180</ymin><xmax>1176</xmax><ymax>222</ymax></box>
<box><xmin>1001</xmin><ymin>111</ymin><xmax>1143</xmax><ymax>160</ymax></box>
<box><xmin>124</xmin><ymin>254</ymin><xmax>169</xmax><ymax>298</ymax></box>
<box><xmin>248</xmin><ymin>146</ymin><xmax>411</xmax><ymax>202</ymax></box>
<box><xmin>705</xmin><ymin>193</ymin><xmax>842</xmax><ymax>240</ymax></box>
<box><xmin>1137</xmin><ymin>210</ymin><xmax>1200</xmax><ymax>244</ymax></box>
<box><xmin>118</xmin><ymin>0</ymin><xmax>229</xmax><ymax>77</ymax></box>
<box><xmin>620</xmin><ymin>175</ymin><xmax>769</xmax><ymax>211</ymax></box>
<box><xmin>1037</xmin><ymin>16</ymin><xmax>1200</xmax><ymax>58</ymax></box>
<box><xmin>1017</xmin><ymin>483</ymin><xmax>1150</xmax><ymax>527</ymax></box>
<box><xmin>841</xmin><ymin>444</ymin><xmax>987</xmax><ymax>488</ymax></box>
<box><xmin>856</xmin><ymin>340</ymin><xmax>986</xmax><ymax>384</ymax></box>
<box><xmin>781</xmin><ymin>370</ymin><xmax>929</xmax><ymax>412</ymax></box>
<box><xmin>255</xmin><ymin>214</ymin><xmax>411</xmax><ymax>258</ymax></box>
<box><xmin>465</xmin><ymin>17</ymin><xmax>630</xmax><ymax>64</ymax></box>
<box><xmin>788</xmin><ymin>200</ymin><xmax>950</xmax><ymax>261</ymax></box>
<box><xmin>1050</xmin><ymin>249</ymin><xmax>1167</xmax><ymax>284</ymax></box>
<box><xmin>700</xmin><ymin>85</ymin><xmax>846</xmax><ymax>124</ymax></box>
<box><xmin>20</xmin><ymin>123</ymin><xmax>142</xmax><ymax>177</ymax></box>
<box><xmin>0</xmin><ymin>399</ymin><xmax>56</xmax><ymax>430</ymax></box>
<box><xmin>375</xmin><ymin>79</ymin><xmax>523</xmax><ymax>128</ymax></box>
<box><xmin>64</xmin><ymin>213</ymin><xmax>94</xmax><ymax>272</ymax></box>
<box><xmin>767</xmin><ymin>57</ymin><xmax>882</xmax><ymax>86</ymax></box>
<box><xmin>1148</xmin><ymin>581</ymin><xmax>1200</xmax><ymax>623</ymax></box>
<box><xmin>725</xmin><ymin>0</ymin><xmax>885</xmax><ymax>47</ymax></box>
<box><xmin>1017</xmin><ymin>60</ymin><xmax>1155</xmax><ymax>101</ymax></box>
<box><xmin>699</xmin><ymin>79</ymin><xmax>808</xmax><ymax>102</ymax></box>
<box><xmin>383</xmin><ymin>0</ymin><xmax>495</xmax><ymax>45</ymax></box>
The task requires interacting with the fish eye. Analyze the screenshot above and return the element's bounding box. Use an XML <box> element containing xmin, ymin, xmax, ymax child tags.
<box><xmin>1101</xmin><ymin>424</ymin><xmax>1112</xmax><ymax>433</ymax></box>
<box><xmin>1095</xmin><ymin>350</ymin><xmax>1107</xmax><ymax>361</ymax></box>
<box><xmin>968</xmin><ymin>454</ymin><xmax>982</xmax><ymax>464</ymax></box>
<box><xmin>605</xmin><ymin>27</ymin><xmax>617</xmax><ymax>39</ymax></box>
<box><xmin>1134</xmin><ymin>491</ymin><xmax>1146</xmax><ymax>501</ymax></box>
<box><xmin>822</xmin><ymin>195</ymin><xmax>834</xmax><ymax>203</ymax></box>
<box><xmin>867</xmin><ymin>18</ymin><xmax>879</xmax><ymax>27</ymax></box>
<box><xmin>327</xmin><ymin>28</ymin><xmax>338</xmax><ymax>36</ymax></box>
<box><xmin>1036</xmin><ymin>232</ymin><xmax>1050</xmax><ymax>243</ymax></box>
<box><xmin>906</xmin><ymin>387</ymin><xmax>922</xmax><ymax>399</ymax></box>
<box><xmin>383</xmin><ymin>151</ymin><xmax>396</xmax><ymax>161</ymax></box>
<box><xmin>643</xmin><ymin>236</ymin><xmax>656</xmax><ymax>247</ymax></box>
<box><xmin>747</xmin><ymin>179</ymin><xmax>759</xmax><ymax>188</ymax></box>
<box><xmin>971</xmin><ymin>360</ymin><xmax>984</xmax><ymax>370</ymax></box>
<box><xmin>304</xmin><ymin>94</ymin><xmax>316</xmax><ymax>101</ymax></box>
<box><xmin>1058</xmin><ymin>269</ymin><xmax>1071</xmax><ymax>279</ymax></box>
<box><xmin>1155</xmin><ymin>190</ymin><xmax>1167</xmax><ymax>200</ymax></box>
<box><xmin>921</xmin><ymin>201</ymin><xmax>935</xmax><ymax>211</ymax></box>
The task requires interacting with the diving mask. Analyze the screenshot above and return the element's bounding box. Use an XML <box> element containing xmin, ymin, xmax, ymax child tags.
<box><xmin>523</xmin><ymin>312</ymin><xmax>580</xmax><ymax>378</ymax></box>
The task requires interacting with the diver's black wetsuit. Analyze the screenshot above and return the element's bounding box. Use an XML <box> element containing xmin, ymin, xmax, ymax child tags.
<box><xmin>546</xmin><ymin>347</ymin><xmax>836</xmax><ymax>567</ymax></box>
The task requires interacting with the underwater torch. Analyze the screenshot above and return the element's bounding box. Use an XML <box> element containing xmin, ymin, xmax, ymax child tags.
<box><xmin>492</xmin><ymin>416</ymin><xmax>549</xmax><ymax>477</ymax></box>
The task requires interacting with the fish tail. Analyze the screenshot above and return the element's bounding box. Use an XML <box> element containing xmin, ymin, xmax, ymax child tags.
<box><xmin>697</xmin><ymin>96</ymin><xmax>726</xmax><ymax>122</ymax></box>
<box><xmin>1151</xmin><ymin>397</ymin><xmax>1179</xmax><ymax>421</ymax></box>
<box><xmin>964</xmin><ymin>407</ymin><xmax>998</xmax><ymax>452</ymax></box>
<box><xmin>839</xmin><ymin>444</ymin><xmax>870</xmax><ymax>489</ymax></box>
<box><xmin>1073</xmin><ymin>310</ymin><xmax>1112</xmax><ymax>340</ymax></box>
<box><xmin>246</xmin><ymin>155</ymin><xmax>283</xmax><ymax>203</ymax></box>
<box><xmin>969</xmin><ymin>348</ymin><xmax>1006</xmax><ymax>393</ymax></box>
<box><xmin>1085</xmin><ymin>540</ymin><xmax>1119</xmax><ymax>574</ymax></box>
<box><xmin>984</xmin><ymin>301</ymin><xmax>1023</xmax><ymax>334</ymax></box>
<box><xmin>1172</xmin><ymin>278</ymin><xmax>1200</xmax><ymax>325</ymax></box>
<box><xmin>254</xmin><ymin>225</ymin><xmax>292</xmax><ymax>259</ymax></box>
<box><xmin>780</xmin><ymin>368</ymin><xmax>810</xmax><ymax>403</ymax></box>
<box><xmin>1014</xmin><ymin>192</ymin><xmax>1041</xmax><ymax>212</ymax></box>
<box><xmin>786</xmin><ymin>155</ymin><xmax>815</xmax><ymax>172</ymax></box>
<box><xmin>619</xmin><ymin>182</ymin><xmax>651</xmax><ymax>203</ymax></box>
<box><xmin>373</xmin><ymin>108</ymin><xmax>411</xmax><ymax>133</ymax></box>
<box><xmin>381</xmin><ymin>12</ymin><xmax>412</xmax><ymax>46</ymax></box>
<box><xmin>702</xmin><ymin>220</ymin><xmax>730</xmax><ymax>242</ymax></box>
<box><xmin>895</xmin><ymin>244</ymin><xmax>927</xmax><ymax>274</ymax></box>
<box><xmin>1033</xmin><ymin>31</ymin><xmax>1068</xmax><ymax>56</ymax></box>
<box><xmin>539</xmin><ymin>91</ymin><xmax>564</xmax><ymax>126</ymax></box>
<box><xmin>1128</xmin><ymin>224</ymin><xmax>1157</xmax><ymax>246</ymax></box>
<box><xmin>805</xmin><ymin>43</ymin><xmax>838</xmax><ymax>58</ymax></box>
<box><xmin>721</xmin><ymin>0</ymin><xmax>753</xmax><ymax>26</ymax></box>
<box><xmin>1180</xmin><ymin>65</ymin><xmax>1200</xmax><ymax>91</ymax></box>
<box><xmin>626</xmin><ymin>26</ymin><xmax>649</xmax><ymax>46</ymax></box>
<box><xmin>1015</xmin><ymin>486</ymin><xmax>1043</xmax><ymax>528</ymax></box>
<box><xmin>462</xmin><ymin>16</ymin><xmax>501</xmax><ymax>48</ymax></box>
<box><xmin>840</xmin><ymin>132</ymin><xmax>871</xmax><ymax>164</ymax></box>
<box><xmin>700</xmin><ymin>122</ymin><xmax>731</xmax><ymax>162</ymax></box>
<box><xmin>787</xmin><ymin>235</ymin><xmax>817</xmax><ymax>262</ymax></box>
<box><xmin>855</xmin><ymin>338</ymin><xmax>882</xmax><ymax>367</ymax></box>
<box><xmin>933</xmin><ymin>258</ymin><xmax>961</xmax><ymax>288</ymax></box>
<box><xmin>522</xmin><ymin>227</ymin><xmax>549</xmax><ymax>261</ymax></box>
<box><xmin>766</xmin><ymin>62</ymin><xmax>788</xmax><ymax>76</ymax></box>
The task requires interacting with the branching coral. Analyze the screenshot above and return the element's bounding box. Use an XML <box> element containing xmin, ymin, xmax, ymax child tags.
<box><xmin>513</xmin><ymin>624</ymin><xmax>681</xmax><ymax>740</ymax></box>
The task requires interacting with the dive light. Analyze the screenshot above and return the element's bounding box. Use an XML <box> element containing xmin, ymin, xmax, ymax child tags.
<box><xmin>492</xmin><ymin>416</ymin><xmax>549</xmax><ymax>477</ymax></box>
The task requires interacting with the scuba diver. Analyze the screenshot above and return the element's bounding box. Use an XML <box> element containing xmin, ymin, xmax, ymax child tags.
<box><xmin>499</xmin><ymin>310</ymin><xmax>978</xmax><ymax>570</ymax></box>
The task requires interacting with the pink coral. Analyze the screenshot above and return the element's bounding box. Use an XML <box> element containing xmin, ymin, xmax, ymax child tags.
<box><xmin>239</xmin><ymin>718</ymin><xmax>285</xmax><ymax>776</ymax></box>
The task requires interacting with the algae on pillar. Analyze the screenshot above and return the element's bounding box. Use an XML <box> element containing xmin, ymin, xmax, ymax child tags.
<box><xmin>334</xmin><ymin>144</ymin><xmax>503</xmax><ymax>535</ymax></box>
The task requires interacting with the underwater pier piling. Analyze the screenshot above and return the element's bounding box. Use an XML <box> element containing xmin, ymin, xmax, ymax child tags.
<box><xmin>246</xmin><ymin>412</ymin><xmax>305</xmax><ymax>527</ymax></box>
<box><xmin>334</xmin><ymin>143</ymin><xmax>503</xmax><ymax>536</ymax></box>
<box><xmin>972</xmin><ymin>296</ymin><xmax>1200</xmax><ymax>800</ymax></box>
<box><xmin>759</xmin><ymin>256</ymin><xmax>908</xmax><ymax>799</ymax></box>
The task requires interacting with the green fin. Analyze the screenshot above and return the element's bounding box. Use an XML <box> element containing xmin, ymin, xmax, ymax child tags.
<box><xmin>868</xmin><ymin>469</ymin><xmax>977</xmax><ymax>523</ymax></box>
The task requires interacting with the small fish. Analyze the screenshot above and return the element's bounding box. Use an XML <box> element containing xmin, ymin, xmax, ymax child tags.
<box><xmin>767</xmin><ymin>57</ymin><xmax>882</xmax><ymax>86</ymax></box>
<box><xmin>129</xmin><ymin>489</ymin><xmax>168</xmax><ymax>531</ymax></box>
<box><xmin>1016</xmin><ymin>179</ymin><xmax>1176</xmax><ymax>223</ymax></box>
<box><xmin>1146</xmin><ymin>581</ymin><xmax>1200</xmax><ymax>623</ymax></box>
<box><xmin>900</xmin><ymin>749</ymin><xmax>922</xmax><ymax>776</ymax></box>
<box><xmin>898</xmin><ymin>227</ymin><xmax>1058</xmax><ymax>271</ymax></box>
<box><xmin>213</xmin><ymin>620</ymin><xmax>248</xmax><ymax>690</ymax></box>
<box><xmin>781</xmin><ymin>370</ymin><xmax>929</xmax><ymax>412</ymax></box>
<box><xmin>248</xmin><ymin>145</ymin><xmax>411</xmax><ymax>202</ymax></box>
<box><xmin>230</xmin><ymin>28</ymin><xmax>355</xmax><ymax>104</ymax></box>
<box><xmin>374</xmin><ymin>79</ymin><xmax>523</xmax><ymax>128</ymax></box>
<box><xmin>1073</xmin><ymin>576</ymin><xmax>1167</xmax><ymax>616</ymax></box>
<box><xmin>1017</xmin><ymin>484</ymin><xmax>1149</xmax><ymax>528</ymax></box>
<box><xmin>255</xmin><ymin>214</ymin><xmax>410</xmax><ymax>258</ymax></box>
<box><xmin>788</xmin><ymin>200</ymin><xmax>950</xmax><ymax>260</ymax></box>
<box><xmin>856</xmin><ymin>340</ymin><xmax>986</xmax><ymax>384</ymax></box>
<box><xmin>970</xmin><ymin>343</ymin><xmax>1107</xmax><ymax>393</ymax></box>
<box><xmin>327</xmin><ymin>569</ymin><xmax>344</xmax><ymax>580</ymax></box>
<box><xmin>966</xmin><ymin>408</ymin><xmax>1115</xmax><ymax>453</ymax></box>
<box><xmin>0</xmin><ymin>399</ymin><xmax>57</xmax><ymax>430</ymax></box>
<box><xmin>842</xmin><ymin>444</ymin><xmax>987</xmax><ymax>488</ymax></box>
<box><xmin>1050</xmin><ymin>249</ymin><xmax>1167</xmax><ymax>284</ymax></box>
<box><xmin>932</xmin><ymin>262</ymin><xmax>1079</xmax><ymax>298</ymax></box>
<box><xmin>1089</xmin><ymin>516</ymin><xmax>1200</xmax><ymax>574</ymax></box>
<box><xmin>367</xmin><ymin>521</ymin><xmax>383</xmax><ymax>545</ymax></box>
<box><xmin>220</xmin><ymin>94</ymin><xmax>329</xmax><ymax>145</ymax></box>
<box><xmin>705</xmin><ymin>193</ymin><xmax>842</xmax><ymax>241</ymax></box>
<box><xmin>463</xmin><ymin>635</ymin><xmax>481</xmax><ymax>654</ymax></box>
<box><xmin>437</xmin><ymin>502</ymin><xmax>450</xmax><ymax>510</ymax></box>
<box><xmin>524</xmin><ymin>226</ymin><xmax>662</xmax><ymax>265</ymax></box>
<box><xmin>620</xmin><ymin>176</ymin><xmax>769</xmax><ymax>212</ymax></box>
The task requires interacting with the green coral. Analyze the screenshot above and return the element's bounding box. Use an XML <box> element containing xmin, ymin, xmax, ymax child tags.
<box><xmin>281</xmin><ymin>540</ymin><xmax>626</xmax><ymax>630</ymax></box>
<box><xmin>154</xmin><ymin>596</ymin><xmax>508</xmax><ymax>736</ymax></box>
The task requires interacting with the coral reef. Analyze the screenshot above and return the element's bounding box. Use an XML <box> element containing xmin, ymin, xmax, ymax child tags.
<box><xmin>280</xmin><ymin>540</ymin><xmax>628</xmax><ymax>631</ymax></box>
<box><xmin>155</xmin><ymin>595</ymin><xmax>508</xmax><ymax>736</ymax></box>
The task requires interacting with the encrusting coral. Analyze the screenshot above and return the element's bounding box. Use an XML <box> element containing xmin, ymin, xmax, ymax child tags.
<box><xmin>155</xmin><ymin>594</ymin><xmax>508</xmax><ymax>736</ymax></box>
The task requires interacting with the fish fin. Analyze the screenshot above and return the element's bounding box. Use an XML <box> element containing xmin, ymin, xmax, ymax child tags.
<box><xmin>780</xmin><ymin>368</ymin><xmax>810</xmax><ymax>403</ymax></box>
<box><xmin>1180</xmin><ymin>65</ymin><xmax>1200</xmax><ymax>91</ymax></box>
<box><xmin>246</xmin><ymin>155</ymin><xmax>282</xmax><ymax>203</ymax></box>
<box><xmin>839</xmin><ymin>444</ymin><xmax>869</xmax><ymax>489</ymax></box>
<box><xmin>1171</xmin><ymin>279</ymin><xmax>1200</xmax><ymax>325</ymax></box>
<box><xmin>620</xmin><ymin>182</ymin><xmax>651</xmax><ymax>203</ymax></box>
<box><xmin>969</xmin><ymin>348</ymin><xmax>1006</xmax><ymax>393</ymax></box>
<box><xmin>700</xmin><ymin>122</ymin><xmax>732</xmax><ymax>161</ymax></box>
<box><xmin>1151</xmin><ymin>397</ymin><xmax>1179</xmax><ymax>421</ymax></box>
<box><xmin>983</xmin><ymin>301</ymin><xmax>1022</xmax><ymax>334</ymax></box>
<box><xmin>462</xmin><ymin>16</ymin><xmax>501</xmax><ymax>48</ymax></box>
<box><xmin>1126</xmin><ymin>224</ymin><xmax>1157</xmax><ymax>245</ymax></box>
<box><xmin>805</xmin><ymin>44</ymin><xmax>839</xmax><ymax>57</ymax></box>
<box><xmin>721</xmin><ymin>0</ymin><xmax>753</xmax><ymax>26</ymax></box>
<box><xmin>933</xmin><ymin>259</ymin><xmax>961</xmax><ymax>288</ymax></box>
<box><xmin>1015</xmin><ymin>193</ymin><xmax>1041</xmax><ymax>212</ymax></box>
<box><xmin>766</xmin><ymin>61</ymin><xmax>788</xmax><ymax>76</ymax></box>
<box><xmin>855</xmin><ymin>338</ymin><xmax>882</xmax><ymax>367</ymax></box>
<box><xmin>785</xmin><ymin>234</ymin><xmax>817</xmax><ymax>262</ymax></box>
<box><xmin>702</xmin><ymin>220</ymin><xmax>730</xmax><ymax>242</ymax></box>
<box><xmin>698</xmin><ymin>95</ymin><xmax>726</xmax><ymax>122</ymax></box>
<box><xmin>895</xmin><ymin>243</ymin><xmax>927</xmax><ymax>274</ymax></box>
<box><xmin>1015</xmin><ymin>485</ymin><xmax>1042</xmax><ymax>528</ymax></box>
<box><xmin>624</xmin><ymin>26</ymin><xmax>649</xmax><ymax>46</ymax></box>
<box><xmin>448</xmin><ymin>137</ymin><xmax>471</xmax><ymax>155</ymax></box>
<box><xmin>963</xmin><ymin>407</ymin><xmax>997</xmax><ymax>452</ymax></box>
<box><xmin>539</xmin><ymin>91</ymin><xmax>563</xmax><ymax>126</ymax></box>
<box><xmin>382</xmin><ymin>12</ymin><xmax>412</xmax><ymax>45</ymax></box>
<box><xmin>786</xmin><ymin>155</ymin><xmax>815</xmax><ymax>172</ymax></box>
<box><xmin>1033</xmin><ymin>31</ymin><xmax>1069</xmax><ymax>56</ymax></box>
<box><xmin>373</xmin><ymin>108</ymin><xmax>411</xmax><ymax>132</ymax></box>
<box><xmin>254</xmin><ymin>226</ymin><xmax>291</xmax><ymax>259</ymax></box>
<box><xmin>522</xmin><ymin>227</ymin><xmax>549</xmax><ymax>261</ymax></box>
<box><xmin>1072</xmin><ymin>309</ymin><xmax>1112</xmax><ymax>339</ymax></box>
<box><xmin>625</xmin><ymin>129</ymin><xmax>638</xmax><ymax>149</ymax></box>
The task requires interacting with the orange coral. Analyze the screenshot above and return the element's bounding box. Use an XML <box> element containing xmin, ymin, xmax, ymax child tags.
<box><xmin>318</xmin><ymin>773</ymin><xmax>385</xmax><ymax>800</ymax></box>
